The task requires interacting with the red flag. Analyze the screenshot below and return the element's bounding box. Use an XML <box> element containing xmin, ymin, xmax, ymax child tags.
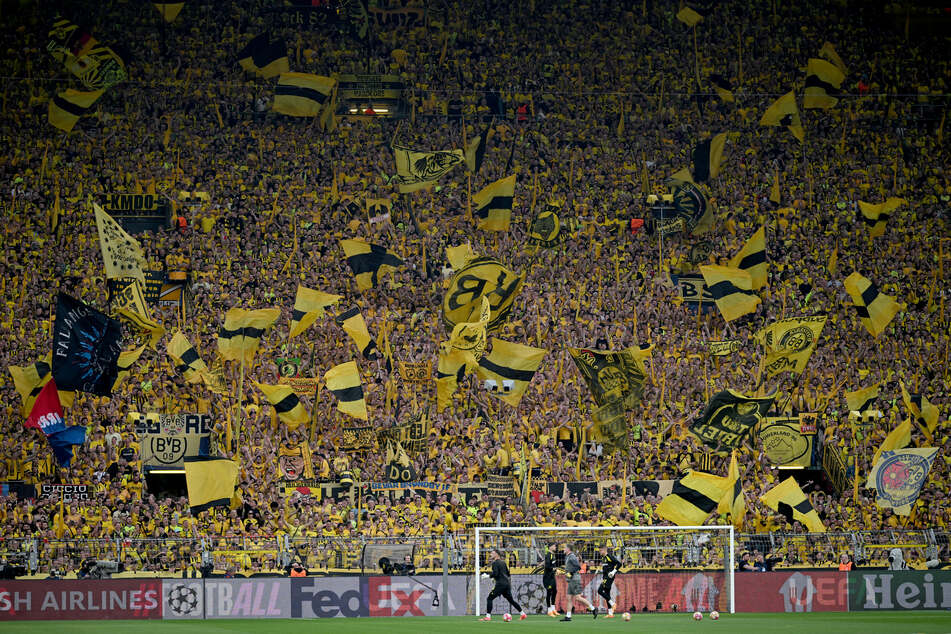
<box><xmin>25</xmin><ymin>378</ymin><xmax>66</xmax><ymax>435</ymax></box>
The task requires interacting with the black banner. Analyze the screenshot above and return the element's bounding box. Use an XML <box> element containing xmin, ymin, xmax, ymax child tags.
<box><xmin>52</xmin><ymin>294</ymin><xmax>123</xmax><ymax>396</ymax></box>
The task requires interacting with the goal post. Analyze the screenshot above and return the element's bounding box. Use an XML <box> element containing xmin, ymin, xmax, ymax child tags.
<box><xmin>474</xmin><ymin>525</ymin><xmax>734</xmax><ymax>616</ymax></box>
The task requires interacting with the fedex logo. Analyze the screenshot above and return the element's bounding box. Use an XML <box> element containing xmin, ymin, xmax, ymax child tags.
<box><xmin>291</xmin><ymin>579</ymin><xmax>367</xmax><ymax>618</ymax></box>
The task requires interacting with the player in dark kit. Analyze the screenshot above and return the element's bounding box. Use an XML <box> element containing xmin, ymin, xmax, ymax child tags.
<box><xmin>596</xmin><ymin>545</ymin><xmax>622</xmax><ymax>618</ymax></box>
<box><xmin>543</xmin><ymin>544</ymin><xmax>560</xmax><ymax>617</ymax></box>
<box><xmin>479</xmin><ymin>548</ymin><xmax>528</xmax><ymax>622</ymax></box>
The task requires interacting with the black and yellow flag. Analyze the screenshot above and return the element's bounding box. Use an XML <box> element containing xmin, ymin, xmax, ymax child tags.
<box><xmin>113</xmin><ymin>343</ymin><xmax>147</xmax><ymax>390</ymax></box>
<box><xmin>709</xmin><ymin>74</ymin><xmax>734</xmax><ymax>103</ymax></box>
<box><xmin>9</xmin><ymin>354</ymin><xmax>75</xmax><ymax>416</ymax></box>
<box><xmin>761</xmin><ymin>477</ymin><xmax>825</xmax><ymax>532</ymax></box>
<box><xmin>718</xmin><ymin>451</ymin><xmax>745</xmax><ymax>528</ymax></box>
<box><xmin>699</xmin><ymin>265</ymin><xmax>761</xmax><ymax>322</ymax></box>
<box><xmin>392</xmin><ymin>145</ymin><xmax>465</xmax><ymax>193</ymax></box>
<box><xmin>901</xmin><ymin>381</ymin><xmax>940</xmax><ymax>437</ymax></box>
<box><xmin>442</xmin><ymin>256</ymin><xmax>525</xmax><ymax>332</ymax></box>
<box><xmin>569</xmin><ymin>346</ymin><xmax>651</xmax><ymax>409</ymax></box>
<box><xmin>872</xmin><ymin>419</ymin><xmax>912</xmax><ymax>465</ymax></box>
<box><xmin>819</xmin><ymin>42</ymin><xmax>847</xmax><ymax>75</ymax></box>
<box><xmin>217</xmin><ymin>307</ymin><xmax>280</xmax><ymax>365</ymax></box>
<box><xmin>760</xmin><ymin>91</ymin><xmax>804</xmax><ymax>142</ymax></box>
<box><xmin>528</xmin><ymin>204</ymin><xmax>568</xmax><ymax>248</ymax></box>
<box><xmin>657</xmin><ymin>471</ymin><xmax>732</xmax><ymax>526</ymax></box>
<box><xmin>237</xmin><ymin>33</ymin><xmax>289</xmax><ymax>79</ymax></box>
<box><xmin>728</xmin><ymin>226</ymin><xmax>767</xmax><ymax>290</ymax></box>
<box><xmin>755</xmin><ymin>316</ymin><xmax>827</xmax><ymax>378</ymax></box>
<box><xmin>676</xmin><ymin>6</ymin><xmax>703</xmax><ymax>27</ymax></box>
<box><xmin>324</xmin><ymin>360</ymin><xmax>368</xmax><ymax>421</ymax></box>
<box><xmin>690</xmin><ymin>389</ymin><xmax>776</xmax><ymax>453</ymax></box>
<box><xmin>116</xmin><ymin>306</ymin><xmax>166</xmax><ymax>350</ymax></box>
<box><xmin>288</xmin><ymin>285</ymin><xmax>341</xmax><ymax>338</ymax></box>
<box><xmin>803</xmin><ymin>58</ymin><xmax>845</xmax><ymax>109</ymax></box>
<box><xmin>446</xmin><ymin>243</ymin><xmax>477</xmax><ymax>270</ymax></box>
<box><xmin>447</xmin><ymin>296</ymin><xmax>490</xmax><ymax>371</ymax></box>
<box><xmin>845</xmin><ymin>383</ymin><xmax>880</xmax><ymax>413</ymax></box>
<box><xmin>184</xmin><ymin>456</ymin><xmax>238</xmax><ymax>513</ymax></box>
<box><xmin>436</xmin><ymin>346</ymin><xmax>466</xmax><ymax>411</ymax></box>
<box><xmin>48</xmin><ymin>89</ymin><xmax>103</xmax><ymax>133</ymax></box>
<box><xmin>339</xmin><ymin>239</ymin><xmax>404</xmax><ymax>291</ymax></box>
<box><xmin>93</xmin><ymin>202</ymin><xmax>147</xmax><ymax>286</ymax></box>
<box><xmin>167</xmin><ymin>331</ymin><xmax>208</xmax><ymax>383</ymax></box>
<box><xmin>473</xmin><ymin>174</ymin><xmax>515</xmax><ymax>232</ymax></box>
<box><xmin>691</xmin><ymin>132</ymin><xmax>727</xmax><ymax>183</ymax></box>
<box><xmin>335</xmin><ymin>307</ymin><xmax>379</xmax><ymax>359</ymax></box>
<box><xmin>153</xmin><ymin>2</ymin><xmax>185</xmax><ymax>22</ymax></box>
<box><xmin>384</xmin><ymin>440</ymin><xmax>418</xmax><ymax>482</ymax></box>
<box><xmin>858</xmin><ymin>197</ymin><xmax>905</xmax><ymax>239</ymax></box>
<box><xmin>465</xmin><ymin>125</ymin><xmax>494</xmax><ymax>173</ymax></box>
<box><xmin>255</xmin><ymin>382</ymin><xmax>310</xmax><ymax>430</ymax></box>
<box><xmin>476</xmin><ymin>338</ymin><xmax>547</xmax><ymax>407</ymax></box>
<box><xmin>843</xmin><ymin>272</ymin><xmax>902</xmax><ymax>337</ymax></box>
<box><xmin>273</xmin><ymin>73</ymin><xmax>336</xmax><ymax>117</ymax></box>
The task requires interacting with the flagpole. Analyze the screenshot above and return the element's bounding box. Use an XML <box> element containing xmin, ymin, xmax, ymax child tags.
<box><xmin>309</xmin><ymin>340</ymin><xmax>321</xmax><ymax>444</ymax></box>
<box><xmin>235</xmin><ymin>356</ymin><xmax>246</xmax><ymax>452</ymax></box>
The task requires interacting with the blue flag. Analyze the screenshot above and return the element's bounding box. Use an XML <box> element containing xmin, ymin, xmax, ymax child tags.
<box><xmin>47</xmin><ymin>425</ymin><xmax>86</xmax><ymax>467</ymax></box>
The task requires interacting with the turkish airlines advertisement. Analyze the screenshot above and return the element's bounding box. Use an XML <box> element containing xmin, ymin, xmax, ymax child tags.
<box><xmin>0</xmin><ymin>580</ymin><xmax>161</xmax><ymax>620</ymax></box>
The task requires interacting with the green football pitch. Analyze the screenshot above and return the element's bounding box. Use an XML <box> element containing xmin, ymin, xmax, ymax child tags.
<box><xmin>2</xmin><ymin>613</ymin><xmax>950</xmax><ymax>634</ymax></box>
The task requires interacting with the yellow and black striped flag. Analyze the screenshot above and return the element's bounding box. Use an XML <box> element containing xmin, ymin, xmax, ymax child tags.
<box><xmin>465</xmin><ymin>125</ymin><xmax>494</xmax><ymax>173</ymax></box>
<box><xmin>217</xmin><ymin>307</ymin><xmax>280</xmax><ymax>365</ymax></box>
<box><xmin>153</xmin><ymin>2</ymin><xmax>185</xmax><ymax>22</ymax></box>
<box><xmin>436</xmin><ymin>346</ymin><xmax>466</xmax><ymax>411</ymax></box>
<box><xmin>473</xmin><ymin>174</ymin><xmax>515</xmax><ymax>232</ymax></box>
<box><xmin>709</xmin><ymin>74</ymin><xmax>734</xmax><ymax>103</ymax></box>
<box><xmin>237</xmin><ymin>33</ymin><xmax>289</xmax><ymax>79</ymax></box>
<box><xmin>656</xmin><ymin>471</ymin><xmax>732</xmax><ymax>526</ymax></box>
<box><xmin>339</xmin><ymin>239</ymin><xmax>404</xmax><ymax>291</ymax></box>
<box><xmin>272</xmin><ymin>73</ymin><xmax>336</xmax><ymax>117</ymax></box>
<box><xmin>761</xmin><ymin>477</ymin><xmax>825</xmax><ymax>532</ymax></box>
<box><xmin>858</xmin><ymin>197</ymin><xmax>905</xmax><ymax>239</ymax></box>
<box><xmin>803</xmin><ymin>58</ymin><xmax>845</xmax><ymax>109</ymax></box>
<box><xmin>335</xmin><ymin>307</ymin><xmax>380</xmax><ymax>359</ymax></box>
<box><xmin>901</xmin><ymin>381</ymin><xmax>939</xmax><ymax>437</ymax></box>
<box><xmin>845</xmin><ymin>383</ymin><xmax>880</xmax><ymax>413</ymax></box>
<box><xmin>324</xmin><ymin>360</ymin><xmax>368</xmax><ymax>421</ymax></box>
<box><xmin>167</xmin><ymin>331</ymin><xmax>208</xmax><ymax>383</ymax></box>
<box><xmin>116</xmin><ymin>306</ymin><xmax>166</xmax><ymax>350</ymax></box>
<box><xmin>729</xmin><ymin>226</ymin><xmax>767</xmax><ymax>290</ymax></box>
<box><xmin>476</xmin><ymin>338</ymin><xmax>547</xmax><ymax>407</ymax></box>
<box><xmin>760</xmin><ymin>91</ymin><xmax>804</xmax><ymax>142</ymax></box>
<box><xmin>843</xmin><ymin>272</ymin><xmax>902</xmax><ymax>337</ymax></box>
<box><xmin>288</xmin><ymin>285</ymin><xmax>341</xmax><ymax>338</ymax></box>
<box><xmin>819</xmin><ymin>42</ymin><xmax>847</xmax><ymax>76</ymax></box>
<box><xmin>718</xmin><ymin>451</ymin><xmax>745</xmax><ymax>528</ymax></box>
<box><xmin>9</xmin><ymin>354</ymin><xmax>75</xmax><ymax>416</ymax></box>
<box><xmin>255</xmin><ymin>382</ymin><xmax>310</xmax><ymax>430</ymax></box>
<box><xmin>691</xmin><ymin>132</ymin><xmax>727</xmax><ymax>183</ymax></box>
<box><xmin>755</xmin><ymin>316</ymin><xmax>827</xmax><ymax>378</ymax></box>
<box><xmin>699</xmin><ymin>265</ymin><xmax>761</xmax><ymax>322</ymax></box>
<box><xmin>48</xmin><ymin>89</ymin><xmax>103</xmax><ymax>133</ymax></box>
<box><xmin>113</xmin><ymin>344</ymin><xmax>147</xmax><ymax>390</ymax></box>
<box><xmin>184</xmin><ymin>456</ymin><xmax>238</xmax><ymax>513</ymax></box>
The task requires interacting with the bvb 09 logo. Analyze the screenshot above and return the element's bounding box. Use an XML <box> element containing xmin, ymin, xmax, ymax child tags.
<box><xmin>777</xmin><ymin>326</ymin><xmax>814</xmax><ymax>352</ymax></box>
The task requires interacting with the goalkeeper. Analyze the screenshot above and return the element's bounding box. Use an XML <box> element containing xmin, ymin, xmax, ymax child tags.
<box><xmin>543</xmin><ymin>544</ymin><xmax>559</xmax><ymax>617</ymax></box>
<box><xmin>596</xmin><ymin>544</ymin><xmax>622</xmax><ymax>618</ymax></box>
<box><xmin>479</xmin><ymin>549</ymin><xmax>527</xmax><ymax>622</ymax></box>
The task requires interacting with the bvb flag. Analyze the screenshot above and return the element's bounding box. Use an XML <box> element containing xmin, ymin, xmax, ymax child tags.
<box><xmin>116</xmin><ymin>305</ymin><xmax>165</xmax><ymax>350</ymax></box>
<box><xmin>447</xmin><ymin>296</ymin><xmax>490</xmax><ymax>371</ymax></box>
<box><xmin>113</xmin><ymin>343</ymin><xmax>146</xmax><ymax>389</ymax></box>
<box><xmin>728</xmin><ymin>226</ymin><xmax>768</xmax><ymax>290</ymax></box>
<box><xmin>568</xmin><ymin>346</ymin><xmax>651</xmax><ymax>410</ymax></box>
<box><xmin>436</xmin><ymin>346</ymin><xmax>466</xmax><ymax>411</ymax></box>
<box><xmin>93</xmin><ymin>203</ymin><xmax>146</xmax><ymax>286</ymax></box>
<box><xmin>872</xmin><ymin>419</ymin><xmax>912</xmax><ymax>465</ymax></box>
<box><xmin>901</xmin><ymin>381</ymin><xmax>940</xmax><ymax>437</ymax></box>
<box><xmin>289</xmin><ymin>285</ymin><xmax>341</xmax><ymax>338</ymax></box>
<box><xmin>273</xmin><ymin>73</ymin><xmax>336</xmax><ymax>117</ymax></box>
<box><xmin>819</xmin><ymin>42</ymin><xmax>847</xmax><ymax>75</ymax></box>
<box><xmin>476</xmin><ymin>338</ymin><xmax>547</xmax><ymax>407</ymax></box>
<box><xmin>442</xmin><ymin>256</ymin><xmax>525</xmax><ymax>332</ymax></box>
<box><xmin>690</xmin><ymin>389</ymin><xmax>776</xmax><ymax>453</ymax></box>
<box><xmin>335</xmin><ymin>307</ymin><xmax>379</xmax><ymax>359</ymax></box>
<box><xmin>237</xmin><ymin>33</ymin><xmax>289</xmax><ymax>79</ymax></box>
<box><xmin>392</xmin><ymin>145</ymin><xmax>465</xmax><ymax>193</ymax></box>
<box><xmin>760</xmin><ymin>91</ymin><xmax>804</xmax><ymax>143</ymax></box>
<box><xmin>9</xmin><ymin>355</ymin><xmax>75</xmax><ymax>416</ymax></box>
<box><xmin>691</xmin><ymin>133</ymin><xmax>727</xmax><ymax>183</ymax></box>
<box><xmin>866</xmin><ymin>448</ymin><xmax>938</xmax><ymax>515</ymax></box>
<box><xmin>255</xmin><ymin>382</ymin><xmax>309</xmax><ymax>430</ymax></box>
<box><xmin>760</xmin><ymin>477</ymin><xmax>825</xmax><ymax>532</ymax></box>
<box><xmin>656</xmin><ymin>471</ymin><xmax>732</xmax><ymax>526</ymax></box>
<box><xmin>528</xmin><ymin>204</ymin><xmax>568</xmax><ymax>248</ymax></box>
<box><xmin>718</xmin><ymin>451</ymin><xmax>745</xmax><ymax>528</ymax></box>
<box><xmin>52</xmin><ymin>293</ymin><xmax>123</xmax><ymax>396</ymax></box>
<box><xmin>858</xmin><ymin>197</ymin><xmax>905</xmax><ymax>239</ymax></box>
<box><xmin>473</xmin><ymin>174</ymin><xmax>516</xmax><ymax>232</ymax></box>
<box><xmin>846</xmin><ymin>383</ymin><xmax>880</xmax><ymax>413</ymax></box>
<box><xmin>803</xmin><ymin>58</ymin><xmax>845</xmax><ymax>109</ymax></box>
<box><xmin>167</xmin><ymin>331</ymin><xmax>208</xmax><ymax>383</ymax></box>
<box><xmin>843</xmin><ymin>272</ymin><xmax>902</xmax><ymax>337</ymax></box>
<box><xmin>446</xmin><ymin>243</ymin><xmax>477</xmax><ymax>270</ymax></box>
<box><xmin>217</xmin><ymin>307</ymin><xmax>280</xmax><ymax>365</ymax></box>
<box><xmin>755</xmin><ymin>316</ymin><xmax>827</xmax><ymax>378</ymax></box>
<box><xmin>48</xmin><ymin>89</ymin><xmax>103</xmax><ymax>133</ymax></box>
<box><xmin>185</xmin><ymin>456</ymin><xmax>238</xmax><ymax>513</ymax></box>
<box><xmin>339</xmin><ymin>239</ymin><xmax>404</xmax><ymax>291</ymax></box>
<box><xmin>699</xmin><ymin>265</ymin><xmax>761</xmax><ymax>322</ymax></box>
<box><xmin>465</xmin><ymin>125</ymin><xmax>494</xmax><ymax>173</ymax></box>
<box><xmin>325</xmin><ymin>361</ymin><xmax>368</xmax><ymax>421</ymax></box>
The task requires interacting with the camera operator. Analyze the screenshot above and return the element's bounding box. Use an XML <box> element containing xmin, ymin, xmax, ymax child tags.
<box><xmin>394</xmin><ymin>554</ymin><xmax>416</xmax><ymax>576</ymax></box>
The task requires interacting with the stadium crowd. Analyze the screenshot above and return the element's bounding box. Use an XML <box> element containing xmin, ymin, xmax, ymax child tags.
<box><xmin>0</xmin><ymin>0</ymin><xmax>949</xmax><ymax>576</ymax></box>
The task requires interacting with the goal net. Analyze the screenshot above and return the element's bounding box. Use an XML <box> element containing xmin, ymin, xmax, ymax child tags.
<box><xmin>473</xmin><ymin>525</ymin><xmax>734</xmax><ymax>616</ymax></box>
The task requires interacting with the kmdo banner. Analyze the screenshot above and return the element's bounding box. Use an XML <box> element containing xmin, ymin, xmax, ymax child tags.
<box><xmin>131</xmin><ymin>412</ymin><xmax>212</xmax><ymax>467</ymax></box>
<box><xmin>0</xmin><ymin>579</ymin><xmax>161</xmax><ymax>620</ymax></box>
<box><xmin>734</xmin><ymin>570</ymin><xmax>848</xmax><ymax>612</ymax></box>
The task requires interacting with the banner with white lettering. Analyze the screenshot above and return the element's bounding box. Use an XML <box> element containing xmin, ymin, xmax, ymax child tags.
<box><xmin>130</xmin><ymin>412</ymin><xmax>212</xmax><ymax>468</ymax></box>
<box><xmin>0</xmin><ymin>579</ymin><xmax>162</xmax><ymax>620</ymax></box>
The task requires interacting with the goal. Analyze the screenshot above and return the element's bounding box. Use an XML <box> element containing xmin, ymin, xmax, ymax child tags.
<box><xmin>473</xmin><ymin>525</ymin><xmax>734</xmax><ymax>616</ymax></box>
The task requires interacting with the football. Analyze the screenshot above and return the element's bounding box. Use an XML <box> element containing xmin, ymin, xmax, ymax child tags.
<box><xmin>710</xmin><ymin>610</ymin><xmax>720</xmax><ymax>620</ymax></box>
<box><xmin>622</xmin><ymin>612</ymin><xmax>631</xmax><ymax>621</ymax></box>
<box><xmin>503</xmin><ymin>613</ymin><xmax>512</xmax><ymax>622</ymax></box>
<box><xmin>693</xmin><ymin>611</ymin><xmax>703</xmax><ymax>621</ymax></box>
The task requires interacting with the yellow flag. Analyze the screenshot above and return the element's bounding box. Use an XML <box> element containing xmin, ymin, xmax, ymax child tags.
<box><xmin>872</xmin><ymin>419</ymin><xmax>912</xmax><ymax>465</ymax></box>
<box><xmin>93</xmin><ymin>203</ymin><xmax>146</xmax><ymax>286</ymax></box>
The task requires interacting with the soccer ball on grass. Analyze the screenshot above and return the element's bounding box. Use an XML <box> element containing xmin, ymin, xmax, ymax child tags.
<box><xmin>693</xmin><ymin>611</ymin><xmax>703</xmax><ymax>621</ymax></box>
<box><xmin>710</xmin><ymin>610</ymin><xmax>720</xmax><ymax>620</ymax></box>
<box><xmin>622</xmin><ymin>612</ymin><xmax>631</xmax><ymax>621</ymax></box>
<box><xmin>503</xmin><ymin>613</ymin><xmax>512</xmax><ymax>622</ymax></box>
